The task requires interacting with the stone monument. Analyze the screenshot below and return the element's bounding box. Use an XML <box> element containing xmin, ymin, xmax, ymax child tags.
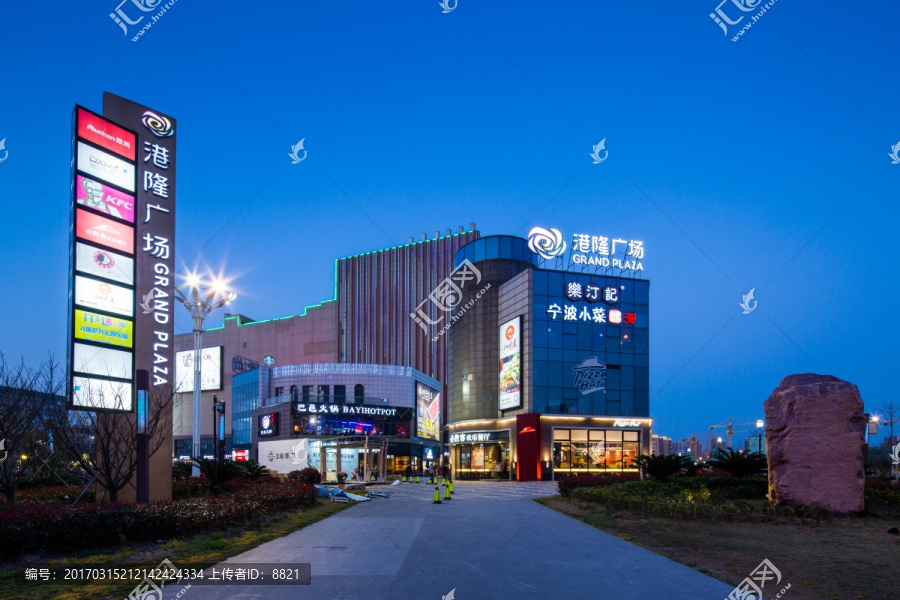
<box><xmin>764</xmin><ymin>373</ymin><xmax>867</xmax><ymax>513</ymax></box>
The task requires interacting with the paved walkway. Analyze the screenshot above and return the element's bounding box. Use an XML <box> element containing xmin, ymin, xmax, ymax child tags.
<box><xmin>161</xmin><ymin>481</ymin><xmax>734</xmax><ymax>600</ymax></box>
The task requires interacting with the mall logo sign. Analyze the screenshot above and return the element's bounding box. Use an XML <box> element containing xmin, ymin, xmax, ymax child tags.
<box><xmin>890</xmin><ymin>442</ymin><xmax>900</xmax><ymax>465</ymax></box>
<box><xmin>289</xmin><ymin>138</ymin><xmax>307</xmax><ymax>164</ymax></box>
<box><xmin>589</xmin><ymin>138</ymin><xmax>608</xmax><ymax>164</ymax></box>
<box><xmin>740</xmin><ymin>288</ymin><xmax>757</xmax><ymax>314</ymax></box>
<box><xmin>572</xmin><ymin>357</ymin><xmax>607</xmax><ymax>395</ymax></box>
<box><xmin>0</xmin><ymin>138</ymin><xmax>8</xmax><ymax>163</ymax></box>
<box><xmin>710</xmin><ymin>0</ymin><xmax>780</xmax><ymax>42</ymax></box>
<box><xmin>292</xmin><ymin>439</ymin><xmax>311</xmax><ymax>466</ymax></box>
<box><xmin>527</xmin><ymin>227</ymin><xmax>566</xmax><ymax>260</ymax></box>
<box><xmin>725</xmin><ymin>558</ymin><xmax>790</xmax><ymax>600</ymax></box>
<box><xmin>439</xmin><ymin>0</ymin><xmax>457</xmax><ymax>13</ymax></box>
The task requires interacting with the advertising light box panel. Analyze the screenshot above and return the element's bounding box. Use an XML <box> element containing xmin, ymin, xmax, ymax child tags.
<box><xmin>76</xmin><ymin>107</ymin><xmax>136</xmax><ymax>160</ymax></box>
<box><xmin>75</xmin><ymin>209</ymin><xmax>134</xmax><ymax>255</ymax></box>
<box><xmin>72</xmin><ymin>343</ymin><xmax>133</xmax><ymax>380</ymax></box>
<box><xmin>74</xmin><ymin>275</ymin><xmax>134</xmax><ymax>317</ymax></box>
<box><xmin>74</xmin><ymin>242</ymin><xmax>134</xmax><ymax>286</ymax></box>
<box><xmin>74</xmin><ymin>309</ymin><xmax>133</xmax><ymax>348</ymax></box>
<box><xmin>75</xmin><ymin>174</ymin><xmax>135</xmax><ymax>223</ymax></box>
<box><xmin>76</xmin><ymin>141</ymin><xmax>135</xmax><ymax>192</ymax></box>
<box><xmin>174</xmin><ymin>346</ymin><xmax>223</xmax><ymax>392</ymax></box>
<box><xmin>71</xmin><ymin>376</ymin><xmax>133</xmax><ymax>411</ymax></box>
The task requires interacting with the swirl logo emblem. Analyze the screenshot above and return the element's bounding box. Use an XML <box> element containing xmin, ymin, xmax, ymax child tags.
<box><xmin>0</xmin><ymin>138</ymin><xmax>8</xmax><ymax>164</ymax></box>
<box><xmin>141</xmin><ymin>110</ymin><xmax>174</xmax><ymax>138</ymax></box>
<box><xmin>527</xmin><ymin>227</ymin><xmax>566</xmax><ymax>260</ymax></box>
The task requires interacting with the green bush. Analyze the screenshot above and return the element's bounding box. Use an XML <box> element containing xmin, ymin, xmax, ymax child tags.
<box><xmin>192</xmin><ymin>458</ymin><xmax>248</xmax><ymax>482</ymax></box>
<box><xmin>708</xmin><ymin>448</ymin><xmax>767</xmax><ymax>478</ymax></box>
<box><xmin>243</xmin><ymin>459</ymin><xmax>269</xmax><ymax>477</ymax></box>
<box><xmin>288</xmin><ymin>468</ymin><xmax>322</xmax><ymax>485</ymax></box>
<box><xmin>172</xmin><ymin>478</ymin><xmax>209</xmax><ymax>500</ymax></box>
<box><xmin>632</xmin><ymin>454</ymin><xmax>692</xmax><ymax>482</ymax></box>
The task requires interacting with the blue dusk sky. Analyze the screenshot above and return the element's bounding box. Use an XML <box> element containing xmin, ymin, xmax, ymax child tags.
<box><xmin>0</xmin><ymin>1</ymin><xmax>897</xmax><ymax>445</ymax></box>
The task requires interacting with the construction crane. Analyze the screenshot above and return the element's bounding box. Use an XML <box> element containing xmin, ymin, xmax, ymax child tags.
<box><xmin>709</xmin><ymin>418</ymin><xmax>765</xmax><ymax>453</ymax></box>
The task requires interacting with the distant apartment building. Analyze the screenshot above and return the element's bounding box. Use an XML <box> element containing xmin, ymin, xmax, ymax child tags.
<box><xmin>651</xmin><ymin>435</ymin><xmax>672</xmax><ymax>455</ymax></box>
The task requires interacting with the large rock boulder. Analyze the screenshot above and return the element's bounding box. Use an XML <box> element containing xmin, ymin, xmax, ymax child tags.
<box><xmin>764</xmin><ymin>374</ymin><xmax>867</xmax><ymax>514</ymax></box>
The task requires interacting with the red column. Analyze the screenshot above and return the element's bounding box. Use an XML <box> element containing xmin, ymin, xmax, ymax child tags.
<box><xmin>516</xmin><ymin>414</ymin><xmax>542</xmax><ymax>481</ymax></box>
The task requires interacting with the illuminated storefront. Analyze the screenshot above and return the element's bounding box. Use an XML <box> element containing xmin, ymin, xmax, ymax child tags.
<box><xmin>447</xmin><ymin>234</ymin><xmax>652</xmax><ymax>480</ymax></box>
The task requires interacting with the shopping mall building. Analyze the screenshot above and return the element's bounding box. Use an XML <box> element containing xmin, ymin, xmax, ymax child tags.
<box><xmin>173</xmin><ymin>225</ymin><xmax>650</xmax><ymax>481</ymax></box>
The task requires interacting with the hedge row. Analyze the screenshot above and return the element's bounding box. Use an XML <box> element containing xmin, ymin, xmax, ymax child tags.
<box><xmin>556</xmin><ymin>474</ymin><xmax>639</xmax><ymax>497</ymax></box>
<box><xmin>0</xmin><ymin>478</ymin><xmax>317</xmax><ymax>559</ymax></box>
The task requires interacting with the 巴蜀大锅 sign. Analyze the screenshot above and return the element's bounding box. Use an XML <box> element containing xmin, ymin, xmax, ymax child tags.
<box><xmin>103</xmin><ymin>93</ymin><xmax>176</xmax><ymax>390</ymax></box>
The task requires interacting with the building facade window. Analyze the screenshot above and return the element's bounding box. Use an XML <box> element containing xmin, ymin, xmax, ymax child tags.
<box><xmin>317</xmin><ymin>385</ymin><xmax>330</xmax><ymax>402</ymax></box>
<box><xmin>334</xmin><ymin>385</ymin><xmax>346</xmax><ymax>404</ymax></box>
<box><xmin>274</xmin><ymin>387</ymin><xmax>284</xmax><ymax>397</ymax></box>
<box><xmin>302</xmin><ymin>385</ymin><xmax>311</xmax><ymax>403</ymax></box>
<box><xmin>290</xmin><ymin>385</ymin><xmax>298</xmax><ymax>402</ymax></box>
<box><xmin>354</xmin><ymin>384</ymin><xmax>364</xmax><ymax>405</ymax></box>
<box><xmin>552</xmin><ymin>428</ymin><xmax>640</xmax><ymax>474</ymax></box>
<box><xmin>231</xmin><ymin>368</ymin><xmax>260</xmax><ymax>448</ymax></box>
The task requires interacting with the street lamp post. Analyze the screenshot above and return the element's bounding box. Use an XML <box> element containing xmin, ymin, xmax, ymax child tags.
<box><xmin>213</xmin><ymin>394</ymin><xmax>225</xmax><ymax>496</ymax></box>
<box><xmin>174</xmin><ymin>274</ymin><xmax>235</xmax><ymax>477</ymax></box>
<box><xmin>756</xmin><ymin>419</ymin><xmax>765</xmax><ymax>455</ymax></box>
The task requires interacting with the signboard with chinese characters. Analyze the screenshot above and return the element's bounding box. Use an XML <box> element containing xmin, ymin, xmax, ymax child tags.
<box><xmin>415</xmin><ymin>382</ymin><xmax>441</xmax><ymax>441</ymax></box>
<box><xmin>103</xmin><ymin>93</ymin><xmax>176</xmax><ymax>392</ymax></box>
<box><xmin>292</xmin><ymin>402</ymin><xmax>412</xmax><ymax>421</ymax></box>
<box><xmin>449</xmin><ymin>430</ymin><xmax>508</xmax><ymax>444</ymax></box>
<box><xmin>526</xmin><ymin>226</ymin><xmax>644</xmax><ymax>275</ymax></box>
<box><xmin>498</xmin><ymin>316</ymin><xmax>522</xmax><ymax>411</ymax></box>
<box><xmin>67</xmin><ymin>105</ymin><xmax>137</xmax><ymax>412</ymax></box>
<box><xmin>548</xmin><ymin>281</ymin><xmax>637</xmax><ymax>326</ymax></box>
<box><xmin>258</xmin><ymin>413</ymin><xmax>279</xmax><ymax>437</ymax></box>
<box><xmin>174</xmin><ymin>347</ymin><xmax>222</xmax><ymax>392</ymax></box>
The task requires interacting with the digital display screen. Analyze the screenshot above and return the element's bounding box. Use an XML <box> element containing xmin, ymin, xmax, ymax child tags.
<box><xmin>73</xmin><ymin>275</ymin><xmax>134</xmax><ymax>317</ymax></box>
<box><xmin>415</xmin><ymin>382</ymin><xmax>441</xmax><ymax>441</ymax></box>
<box><xmin>74</xmin><ymin>242</ymin><xmax>134</xmax><ymax>286</ymax></box>
<box><xmin>75</xmin><ymin>209</ymin><xmax>135</xmax><ymax>254</ymax></box>
<box><xmin>73</xmin><ymin>309</ymin><xmax>133</xmax><ymax>348</ymax></box>
<box><xmin>76</xmin><ymin>141</ymin><xmax>135</xmax><ymax>192</ymax></box>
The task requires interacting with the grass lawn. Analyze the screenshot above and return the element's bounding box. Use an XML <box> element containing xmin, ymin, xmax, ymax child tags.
<box><xmin>0</xmin><ymin>498</ymin><xmax>353</xmax><ymax>600</ymax></box>
<box><xmin>536</xmin><ymin>495</ymin><xmax>900</xmax><ymax>600</ymax></box>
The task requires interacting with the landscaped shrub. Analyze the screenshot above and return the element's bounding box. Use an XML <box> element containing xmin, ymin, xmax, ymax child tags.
<box><xmin>556</xmin><ymin>474</ymin><xmax>639</xmax><ymax>497</ymax></box>
<box><xmin>0</xmin><ymin>485</ymin><xmax>94</xmax><ymax>506</ymax></box>
<box><xmin>172</xmin><ymin>477</ymin><xmax>209</xmax><ymax>500</ymax></box>
<box><xmin>0</xmin><ymin>479</ymin><xmax>318</xmax><ymax>559</ymax></box>
<box><xmin>865</xmin><ymin>479</ymin><xmax>900</xmax><ymax>508</ymax></box>
<box><xmin>288</xmin><ymin>468</ymin><xmax>322</xmax><ymax>485</ymax></box>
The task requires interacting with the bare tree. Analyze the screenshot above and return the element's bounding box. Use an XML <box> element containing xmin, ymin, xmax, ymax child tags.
<box><xmin>48</xmin><ymin>381</ymin><xmax>174</xmax><ymax>504</ymax></box>
<box><xmin>0</xmin><ymin>355</ymin><xmax>61</xmax><ymax>505</ymax></box>
<box><xmin>876</xmin><ymin>399</ymin><xmax>898</xmax><ymax>448</ymax></box>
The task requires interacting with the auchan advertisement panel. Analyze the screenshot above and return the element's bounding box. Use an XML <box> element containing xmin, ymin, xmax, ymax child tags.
<box><xmin>76</xmin><ymin>107</ymin><xmax>136</xmax><ymax>160</ymax></box>
<box><xmin>74</xmin><ymin>309</ymin><xmax>133</xmax><ymax>348</ymax></box>
<box><xmin>75</xmin><ymin>209</ymin><xmax>134</xmax><ymax>254</ymax></box>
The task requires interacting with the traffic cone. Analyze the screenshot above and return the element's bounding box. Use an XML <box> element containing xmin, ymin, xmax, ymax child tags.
<box><xmin>433</xmin><ymin>486</ymin><xmax>442</xmax><ymax>504</ymax></box>
<box><xmin>416</xmin><ymin>475</ymin><xmax>420</xmax><ymax>483</ymax></box>
<box><xmin>448</xmin><ymin>480</ymin><xmax>454</xmax><ymax>494</ymax></box>
<box><xmin>370</xmin><ymin>473</ymin><xmax>375</xmax><ymax>482</ymax></box>
<box><xmin>443</xmin><ymin>485</ymin><xmax>451</xmax><ymax>501</ymax></box>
